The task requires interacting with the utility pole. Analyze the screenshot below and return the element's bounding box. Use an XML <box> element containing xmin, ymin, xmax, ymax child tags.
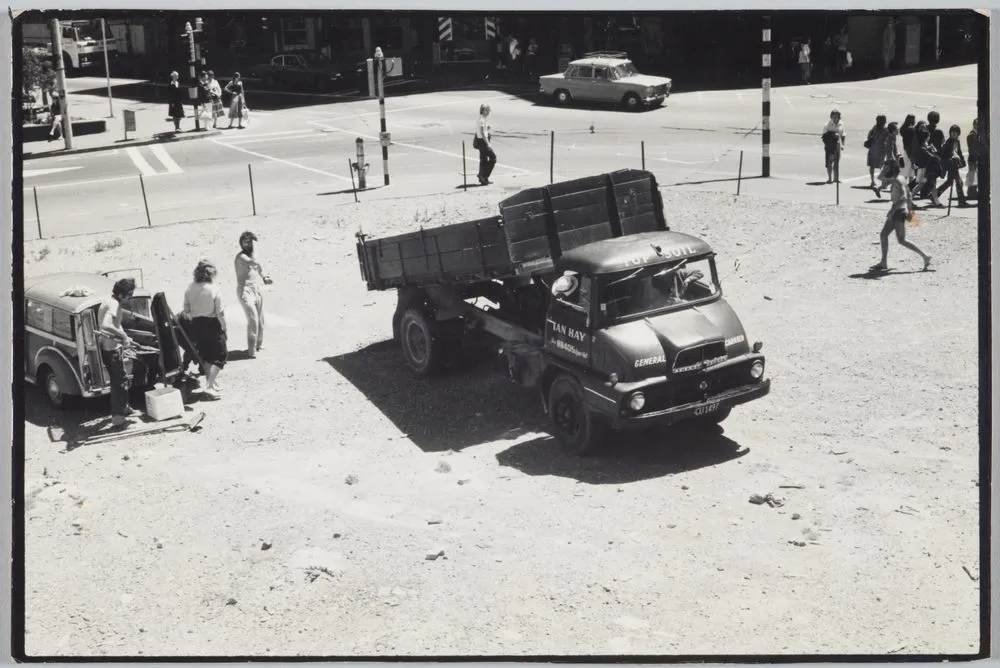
<box><xmin>100</xmin><ymin>18</ymin><xmax>114</xmax><ymax>118</ymax></box>
<box><xmin>182</xmin><ymin>18</ymin><xmax>204</xmax><ymax>131</ymax></box>
<box><xmin>48</xmin><ymin>18</ymin><xmax>74</xmax><ymax>149</ymax></box>
<box><xmin>761</xmin><ymin>14</ymin><xmax>771</xmax><ymax>178</ymax></box>
<box><xmin>375</xmin><ymin>46</ymin><xmax>390</xmax><ymax>186</ymax></box>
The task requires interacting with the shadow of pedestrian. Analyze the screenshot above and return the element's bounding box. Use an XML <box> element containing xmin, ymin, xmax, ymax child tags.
<box><xmin>805</xmin><ymin>181</ymin><xmax>831</xmax><ymax>186</ymax></box>
<box><xmin>495</xmin><ymin>422</ymin><xmax>748</xmax><ymax>485</ymax></box>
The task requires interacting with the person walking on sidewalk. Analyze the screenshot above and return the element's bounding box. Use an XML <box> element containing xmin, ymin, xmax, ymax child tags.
<box><xmin>821</xmin><ymin>108</ymin><xmax>846</xmax><ymax>183</ymax></box>
<box><xmin>474</xmin><ymin>104</ymin><xmax>497</xmax><ymax>185</ymax></box>
<box><xmin>935</xmin><ymin>124</ymin><xmax>968</xmax><ymax>207</ymax></box>
<box><xmin>47</xmin><ymin>90</ymin><xmax>63</xmax><ymax>142</ymax></box>
<box><xmin>865</xmin><ymin>114</ymin><xmax>890</xmax><ymax>189</ymax></box>
<box><xmin>183</xmin><ymin>260</ymin><xmax>228</xmax><ymax>396</ymax></box>
<box><xmin>872</xmin><ymin>158</ymin><xmax>932</xmax><ymax>274</ymax></box>
<box><xmin>97</xmin><ymin>278</ymin><xmax>139</xmax><ymax>428</ymax></box>
<box><xmin>225</xmin><ymin>73</ymin><xmax>247</xmax><ymax>129</ymax></box>
<box><xmin>234</xmin><ymin>231</ymin><xmax>272</xmax><ymax>358</ymax></box>
<box><xmin>797</xmin><ymin>38</ymin><xmax>812</xmax><ymax>84</ymax></box>
<box><xmin>167</xmin><ymin>71</ymin><xmax>185</xmax><ymax>132</ymax></box>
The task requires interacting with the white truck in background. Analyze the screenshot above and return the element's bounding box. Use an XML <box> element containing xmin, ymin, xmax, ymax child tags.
<box><xmin>21</xmin><ymin>19</ymin><xmax>120</xmax><ymax>73</ymax></box>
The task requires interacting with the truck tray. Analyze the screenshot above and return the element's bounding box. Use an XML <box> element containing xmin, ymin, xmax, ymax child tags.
<box><xmin>357</xmin><ymin>169</ymin><xmax>668</xmax><ymax>291</ymax></box>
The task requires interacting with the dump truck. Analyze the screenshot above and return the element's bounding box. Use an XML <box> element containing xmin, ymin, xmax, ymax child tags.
<box><xmin>356</xmin><ymin>169</ymin><xmax>771</xmax><ymax>455</ymax></box>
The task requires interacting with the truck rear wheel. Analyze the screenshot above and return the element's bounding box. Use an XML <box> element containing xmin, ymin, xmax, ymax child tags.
<box><xmin>547</xmin><ymin>374</ymin><xmax>606</xmax><ymax>456</ymax></box>
<box><xmin>399</xmin><ymin>308</ymin><xmax>447</xmax><ymax>376</ymax></box>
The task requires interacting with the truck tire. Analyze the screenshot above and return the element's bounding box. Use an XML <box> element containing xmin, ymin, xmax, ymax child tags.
<box><xmin>547</xmin><ymin>374</ymin><xmax>606</xmax><ymax>456</ymax></box>
<box><xmin>399</xmin><ymin>308</ymin><xmax>447</xmax><ymax>376</ymax></box>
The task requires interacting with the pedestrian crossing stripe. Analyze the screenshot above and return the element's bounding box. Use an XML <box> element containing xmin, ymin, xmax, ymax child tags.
<box><xmin>438</xmin><ymin>16</ymin><xmax>452</xmax><ymax>42</ymax></box>
<box><xmin>485</xmin><ymin>17</ymin><xmax>497</xmax><ymax>39</ymax></box>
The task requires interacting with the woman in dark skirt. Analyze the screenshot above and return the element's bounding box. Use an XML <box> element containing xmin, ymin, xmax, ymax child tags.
<box><xmin>167</xmin><ymin>71</ymin><xmax>185</xmax><ymax>132</ymax></box>
<box><xmin>183</xmin><ymin>260</ymin><xmax>228</xmax><ymax>396</ymax></box>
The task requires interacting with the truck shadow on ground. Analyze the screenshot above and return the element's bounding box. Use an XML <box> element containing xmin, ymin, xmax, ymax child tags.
<box><xmin>323</xmin><ymin>340</ymin><xmax>549</xmax><ymax>453</ymax></box>
<box><xmin>495</xmin><ymin>423</ymin><xmax>748</xmax><ymax>485</ymax></box>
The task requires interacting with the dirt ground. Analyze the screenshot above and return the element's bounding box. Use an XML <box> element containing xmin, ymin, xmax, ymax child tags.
<box><xmin>21</xmin><ymin>185</ymin><xmax>982</xmax><ymax>657</ymax></box>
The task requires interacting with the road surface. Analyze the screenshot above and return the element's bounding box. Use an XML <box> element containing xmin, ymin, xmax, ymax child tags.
<box><xmin>21</xmin><ymin>65</ymin><xmax>979</xmax><ymax>240</ymax></box>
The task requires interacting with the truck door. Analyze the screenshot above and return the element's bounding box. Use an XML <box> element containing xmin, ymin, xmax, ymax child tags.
<box><xmin>545</xmin><ymin>273</ymin><xmax>593</xmax><ymax>365</ymax></box>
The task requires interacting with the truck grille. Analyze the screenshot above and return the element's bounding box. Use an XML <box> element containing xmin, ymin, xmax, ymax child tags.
<box><xmin>644</xmin><ymin>362</ymin><xmax>749</xmax><ymax>411</ymax></box>
<box><xmin>672</xmin><ymin>342</ymin><xmax>726</xmax><ymax>373</ymax></box>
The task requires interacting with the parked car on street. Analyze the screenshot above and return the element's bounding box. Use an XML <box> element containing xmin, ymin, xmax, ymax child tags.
<box><xmin>23</xmin><ymin>270</ymin><xmax>183</xmax><ymax>408</ymax></box>
<box><xmin>248</xmin><ymin>51</ymin><xmax>351</xmax><ymax>92</ymax></box>
<box><xmin>538</xmin><ymin>51</ymin><xmax>672</xmax><ymax>111</ymax></box>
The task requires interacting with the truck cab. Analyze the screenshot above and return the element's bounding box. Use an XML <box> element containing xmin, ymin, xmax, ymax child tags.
<box><xmin>537</xmin><ymin>230</ymin><xmax>769</xmax><ymax>453</ymax></box>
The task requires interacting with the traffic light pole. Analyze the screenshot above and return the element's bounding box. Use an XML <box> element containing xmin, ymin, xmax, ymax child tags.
<box><xmin>183</xmin><ymin>18</ymin><xmax>204</xmax><ymax>131</ymax></box>
<box><xmin>48</xmin><ymin>18</ymin><xmax>74</xmax><ymax>149</ymax></box>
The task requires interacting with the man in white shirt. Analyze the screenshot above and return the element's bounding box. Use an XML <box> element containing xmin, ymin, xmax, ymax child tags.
<box><xmin>97</xmin><ymin>278</ymin><xmax>138</xmax><ymax>427</ymax></box>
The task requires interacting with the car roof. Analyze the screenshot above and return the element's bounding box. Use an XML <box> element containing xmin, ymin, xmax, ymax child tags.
<box><xmin>24</xmin><ymin>272</ymin><xmax>149</xmax><ymax>313</ymax></box>
<box><xmin>569</xmin><ymin>56</ymin><xmax>632</xmax><ymax>67</ymax></box>
<box><xmin>560</xmin><ymin>231</ymin><xmax>714</xmax><ymax>275</ymax></box>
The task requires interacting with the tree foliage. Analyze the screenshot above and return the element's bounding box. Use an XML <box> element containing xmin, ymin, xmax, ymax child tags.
<box><xmin>22</xmin><ymin>47</ymin><xmax>55</xmax><ymax>98</ymax></box>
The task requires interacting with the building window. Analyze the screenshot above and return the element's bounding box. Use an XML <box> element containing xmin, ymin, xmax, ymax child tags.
<box><xmin>281</xmin><ymin>18</ymin><xmax>309</xmax><ymax>50</ymax></box>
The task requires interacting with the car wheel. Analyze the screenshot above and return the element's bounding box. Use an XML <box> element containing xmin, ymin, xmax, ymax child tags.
<box><xmin>554</xmin><ymin>89</ymin><xmax>572</xmax><ymax>106</ymax></box>
<box><xmin>623</xmin><ymin>92</ymin><xmax>642</xmax><ymax>111</ymax></box>
<box><xmin>40</xmin><ymin>366</ymin><xmax>66</xmax><ymax>409</ymax></box>
<box><xmin>547</xmin><ymin>374</ymin><xmax>607</xmax><ymax>456</ymax></box>
<box><xmin>399</xmin><ymin>308</ymin><xmax>447</xmax><ymax>376</ymax></box>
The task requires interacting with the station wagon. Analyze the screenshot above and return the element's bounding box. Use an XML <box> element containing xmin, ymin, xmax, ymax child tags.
<box><xmin>24</xmin><ymin>271</ymin><xmax>183</xmax><ymax>408</ymax></box>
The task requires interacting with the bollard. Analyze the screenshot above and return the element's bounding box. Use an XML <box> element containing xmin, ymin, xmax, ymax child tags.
<box><xmin>139</xmin><ymin>174</ymin><xmax>151</xmax><ymax>226</ymax></box>
<box><xmin>33</xmin><ymin>187</ymin><xmax>42</xmax><ymax>239</ymax></box>
<box><xmin>347</xmin><ymin>158</ymin><xmax>359</xmax><ymax>203</ymax></box>
<box><xmin>248</xmin><ymin>163</ymin><xmax>256</xmax><ymax>216</ymax></box>
<box><xmin>946</xmin><ymin>179</ymin><xmax>954</xmax><ymax>216</ymax></box>
<box><xmin>737</xmin><ymin>151</ymin><xmax>744</xmax><ymax>196</ymax></box>
<box><xmin>550</xmin><ymin>130</ymin><xmax>555</xmax><ymax>184</ymax></box>
<box><xmin>462</xmin><ymin>140</ymin><xmax>467</xmax><ymax>191</ymax></box>
<box><xmin>641</xmin><ymin>141</ymin><xmax>646</xmax><ymax>171</ymax></box>
<box><xmin>355</xmin><ymin>138</ymin><xmax>367</xmax><ymax>190</ymax></box>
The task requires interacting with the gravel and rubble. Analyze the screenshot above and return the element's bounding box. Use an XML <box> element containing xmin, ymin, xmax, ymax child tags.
<box><xmin>21</xmin><ymin>188</ymin><xmax>981</xmax><ymax>657</ymax></box>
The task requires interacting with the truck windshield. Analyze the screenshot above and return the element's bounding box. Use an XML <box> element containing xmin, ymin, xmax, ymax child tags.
<box><xmin>599</xmin><ymin>256</ymin><xmax>719</xmax><ymax>321</ymax></box>
<box><xmin>73</xmin><ymin>22</ymin><xmax>104</xmax><ymax>41</ymax></box>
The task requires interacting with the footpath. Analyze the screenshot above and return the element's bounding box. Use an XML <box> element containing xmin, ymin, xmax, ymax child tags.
<box><xmin>22</xmin><ymin>87</ymin><xmax>222</xmax><ymax>160</ymax></box>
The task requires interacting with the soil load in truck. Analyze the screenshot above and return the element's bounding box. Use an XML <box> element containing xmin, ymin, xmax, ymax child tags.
<box><xmin>356</xmin><ymin>169</ymin><xmax>771</xmax><ymax>455</ymax></box>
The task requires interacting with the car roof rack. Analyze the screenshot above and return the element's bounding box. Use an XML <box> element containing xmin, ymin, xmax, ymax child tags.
<box><xmin>583</xmin><ymin>50</ymin><xmax>629</xmax><ymax>59</ymax></box>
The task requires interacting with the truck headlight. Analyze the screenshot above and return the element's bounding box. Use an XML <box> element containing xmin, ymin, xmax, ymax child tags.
<box><xmin>628</xmin><ymin>392</ymin><xmax>646</xmax><ymax>411</ymax></box>
<box><xmin>750</xmin><ymin>361</ymin><xmax>764</xmax><ymax>380</ymax></box>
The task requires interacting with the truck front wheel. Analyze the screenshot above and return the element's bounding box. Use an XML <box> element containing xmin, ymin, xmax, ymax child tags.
<box><xmin>399</xmin><ymin>308</ymin><xmax>447</xmax><ymax>376</ymax></box>
<box><xmin>547</xmin><ymin>374</ymin><xmax>607</xmax><ymax>456</ymax></box>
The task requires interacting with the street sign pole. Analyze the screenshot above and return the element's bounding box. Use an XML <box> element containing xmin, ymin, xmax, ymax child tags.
<box><xmin>49</xmin><ymin>18</ymin><xmax>74</xmax><ymax>149</ymax></box>
<box><xmin>183</xmin><ymin>18</ymin><xmax>203</xmax><ymax>131</ymax></box>
<box><xmin>101</xmin><ymin>18</ymin><xmax>114</xmax><ymax>118</ymax></box>
<box><xmin>375</xmin><ymin>47</ymin><xmax>390</xmax><ymax>186</ymax></box>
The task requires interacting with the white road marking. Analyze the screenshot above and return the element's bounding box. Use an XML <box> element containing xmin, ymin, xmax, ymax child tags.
<box><xmin>308</xmin><ymin>120</ymin><xmax>532</xmax><ymax>174</ymax></box>
<box><xmin>222</xmin><ymin>132</ymin><xmax>323</xmax><ymax>146</ymax></box>
<box><xmin>125</xmin><ymin>147</ymin><xmax>158</xmax><ymax>176</ymax></box>
<box><xmin>856</xmin><ymin>86</ymin><xmax>976</xmax><ymax>101</ymax></box>
<box><xmin>148</xmin><ymin>144</ymin><xmax>183</xmax><ymax>174</ymax></box>
<box><xmin>221</xmin><ymin>129</ymin><xmax>315</xmax><ymax>139</ymax></box>
<box><xmin>25</xmin><ymin>174</ymin><xmax>143</xmax><ymax>191</ymax></box>
<box><xmin>23</xmin><ymin>166</ymin><xmax>84</xmax><ymax>178</ymax></box>
<box><xmin>313</xmin><ymin>93</ymin><xmax>509</xmax><ymax>122</ymax></box>
<box><xmin>210</xmin><ymin>138</ymin><xmax>350</xmax><ymax>182</ymax></box>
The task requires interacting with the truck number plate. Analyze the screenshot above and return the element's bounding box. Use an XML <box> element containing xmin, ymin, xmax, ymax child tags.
<box><xmin>694</xmin><ymin>401</ymin><xmax>721</xmax><ymax>416</ymax></box>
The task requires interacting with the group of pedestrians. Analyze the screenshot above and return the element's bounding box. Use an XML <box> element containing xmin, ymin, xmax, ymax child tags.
<box><xmin>175</xmin><ymin>231</ymin><xmax>272</xmax><ymax>399</ymax></box>
<box><xmin>167</xmin><ymin>70</ymin><xmax>249</xmax><ymax>133</ymax></box>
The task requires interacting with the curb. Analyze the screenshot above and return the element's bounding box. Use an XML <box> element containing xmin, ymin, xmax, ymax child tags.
<box><xmin>23</xmin><ymin>129</ymin><xmax>223</xmax><ymax>160</ymax></box>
